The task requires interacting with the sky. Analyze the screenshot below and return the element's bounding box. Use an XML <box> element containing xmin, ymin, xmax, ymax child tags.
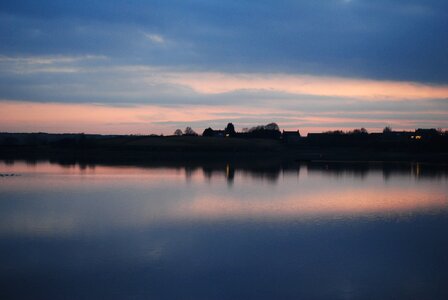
<box><xmin>0</xmin><ymin>0</ymin><xmax>447</xmax><ymax>134</ymax></box>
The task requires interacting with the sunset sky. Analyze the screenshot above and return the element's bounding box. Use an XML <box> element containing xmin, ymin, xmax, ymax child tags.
<box><xmin>1</xmin><ymin>0</ymin><xmax>447</xmax><ymax>134</ymax></box>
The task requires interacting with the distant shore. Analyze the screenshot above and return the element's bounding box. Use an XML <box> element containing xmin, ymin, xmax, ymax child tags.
<box><xmin>1</xmin><ymin>134</ymin><xmax>447</xmax><ymax>163</ymax></box>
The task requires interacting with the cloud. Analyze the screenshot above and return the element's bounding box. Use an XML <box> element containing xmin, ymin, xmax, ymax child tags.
<box><xmin>1</xmin><ymin>57</ymin><xmax>447</xmax><ymax>104</ymax></box>
<box><xmin>143</xmin><ymin>33</ymin><xmax>165</xmax><ymax>44</ymax></box>
<box><xmin>0</xmin><ymin>55</ymin><xmax>447</xmax><ymax>133</ymax></box>
<box><xmin>0</xmin><ymin>55</ymin><xmax>107</xmax><ymax>75</ymax></box>
<box><xmin>0</xmin><ymin>1</ymin><xmax>447</xmax><ymax>133</ymax></box>
<box><xmin>0</xmin><ymin>55</ymin><xmax>107</xmax><ymax>65</ymax></box>
<box><xmin>164</xmin><ymin>72</ymin><xmax>448</xmax><ymax>100</ymax></box>
<box><xmin>1</xmin><ymin>1</ymin><xmax>447</xmax><ymax>83</ymax></box>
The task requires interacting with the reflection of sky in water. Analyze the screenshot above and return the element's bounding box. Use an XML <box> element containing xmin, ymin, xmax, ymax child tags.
<box><xmin>0</xmin><ymin>161</ymin><xmax>447</xmax><ymax>236</ymax></box>
<box><xmin>1</xmin><ymin>161</ymin><xmax>448</xmax><ymax>299</ymax></box>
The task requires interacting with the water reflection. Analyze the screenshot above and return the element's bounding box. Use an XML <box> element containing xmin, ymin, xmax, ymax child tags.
<box><xmin>1</xmin><ymin>160</ymin><xmax>448</xmax><ymax>299</ymax></box>
<box><xmin>308</xmin><ymin>161</ymin><xmax>448</xmax><ymax>180</ymax></box>
<box><xmin>3</xmin><ymin>158</ymin><xmax>447</xmax><ymax>181</ymax></box>
<box><xmin>1</xmin><ymin>159</ymin><xmax>447</xmax><ymax>237</ymax></box>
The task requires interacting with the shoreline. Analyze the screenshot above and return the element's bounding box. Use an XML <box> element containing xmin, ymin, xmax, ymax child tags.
<box><xmin>1</xmin><ymin>144</ymin><xmax>447</xmax><ymax>164</ymax></box>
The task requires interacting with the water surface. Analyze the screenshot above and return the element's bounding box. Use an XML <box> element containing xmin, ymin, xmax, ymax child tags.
<box><xmin>1</xmin><ymin>160</ymin><xmax>447</xmax><ymax>299</ymax></box>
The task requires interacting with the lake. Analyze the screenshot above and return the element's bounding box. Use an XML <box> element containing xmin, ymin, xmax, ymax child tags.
<box><xmin>1</xmin><ymin>160</ymin><xmax>447</xmax><ymax>299</ymax></box>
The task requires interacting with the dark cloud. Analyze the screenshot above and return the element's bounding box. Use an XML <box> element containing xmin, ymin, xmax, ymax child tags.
<box><xmin>1</xmin><ymin>0</ymin><xmax>447</xmax><ymax>83</ymax></box>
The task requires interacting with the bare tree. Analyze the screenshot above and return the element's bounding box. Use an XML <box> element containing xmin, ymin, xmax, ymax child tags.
<box><xmin>184</xmin><ymin>127</ymin><xmax>198</xmax><ymax>136</ymax></box>
<box><xmin>352</xmin><ymin>128</ymin><xmax>368</xmax><ymax>134</ymax></box>
<box><xmin>248</xmin><ymin>122</ymin><xmax>280</xmax><ymax>132</ymax></box>
<box><xmin>383</xmin><ymin>126</ymin><xmax>392</xmax><ymax>133</ymax></box>
<box><xmin>265</xmin><ymin>123</ymin><xmax>280</xmax><ymax>131</ymax></box>
<box><xmin>174</xmin><ymin>129</ymin><xmax>183</xmax><ymax>136</ymax></box>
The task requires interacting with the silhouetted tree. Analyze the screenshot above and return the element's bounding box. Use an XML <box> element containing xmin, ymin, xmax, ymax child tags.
<box><xmin>174</xmin><ymin>129</ymin><xmax>183</xmax><ymax>136</ymax></box>
<box><xmin>202</xmin><ymin>127</ymin><xmax>214</xmax><ymax>137</ymax></box>
<box><xmin>352</xmin><ymin>128</ymin><xmax>368</xmax><ymax>135</ymax></box>
<box><xmin>225</xmin><ymin>123</ymin><xmax>236</xmax><ymax>136</ymax></box>
<box><xmin>248</xmin><ymin>122</ymin><xmax>280</xmax><ymax>133</ymax></box>
<box><xmin>383</xmin><ymin>126</ymin><xmax>392</xmax><ymax>133</ymax></box>
<box><xmin>184</xmin><ymin>127</ymin><xmax>198</xmax><ymax>136</ymax></box>
<box><xmin>324</xmin><ymin>130</ymin><xmax>345</xmax><ymax>135</ymax></box>
<box><xmin>265</xmin><ymin>123</ymin><xmax>280</xmax><ymax>131</ymax></box>
<box><xmin>246</xmin><ymin>122</ymin><xmax>281</xmax><ymax>139</ymax></box>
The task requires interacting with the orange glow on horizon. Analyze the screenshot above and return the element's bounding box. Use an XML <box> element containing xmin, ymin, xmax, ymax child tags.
<box><xmin>166</xmin><ymin>72</ymin><xmax>448</xmax><ymax>100</ymax></box>
<box><xmin>0</xmin><ymin>100</ymin><xmax>446</xmax><ymax>135</ymax></box>
<box><xmin>0</xmin><ymin>101</ymin><xmax>264</xmax><ymax>134</ymax></box>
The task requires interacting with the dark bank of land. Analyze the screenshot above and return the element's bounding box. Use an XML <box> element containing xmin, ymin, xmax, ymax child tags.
<box><xmin>1</xmin><ymin>125</ymin><xmax>448</xmax><ymax>164</ymax></box>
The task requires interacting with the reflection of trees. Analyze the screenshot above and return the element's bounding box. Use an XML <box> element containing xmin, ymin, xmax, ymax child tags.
<box><xmin>240</xmin><ymin>166</ymin><xmax>281</xmax><ymax>183</ymax></box>
<box><xmin>5</xmin><ymin>158</ymin><xmax>446</xmax><ymax>182</ymax></box>
<box><xmin>308</xmin><ymin>162</ymin><xmax>370</xmax><ymax>179</ymax></box>
<box><xmin>25</xmin><ymin>159</ymin><xmax>37</xmax><ymax>166</ymax></box>
<box><xmin>47</xmin><ymin>158</ymin><xmax>96</xmax><ymax>170</ymax></box>
<box><xmin>308</xmin><ymin>161</ymin><xmax>448</xmax><ymax>181</ymax></box>
<box><xmin>4</xmin><ymin>159</ymin><xmax>14</xmax><ymax>166</ymax></box>
<box><xmin>185</xmin><ymin>166</ymin><xmax>199</xmax><ymax>181</ymax></box>
<box><xmin>202</xmin><ymin>162</ymin><xmax>286</xmax><ymax>184</ymax></box>
<box><xmin>226</xmin><ymin>163</ymin><xmax>235</xmax><ymax>186</ymax></box>
<box><xmin>381</xmin><ymin>162</ymin><xmax>448</xmax><ymax>181</ymax></box>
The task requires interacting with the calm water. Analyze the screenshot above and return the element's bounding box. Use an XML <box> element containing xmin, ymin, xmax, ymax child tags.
<box><xmin>0</xmin><ymin>160</ymin><xmax>447</xmax><ymax>300</ymax></box>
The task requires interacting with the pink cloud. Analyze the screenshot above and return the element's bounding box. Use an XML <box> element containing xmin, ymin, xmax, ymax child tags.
<box><xmin>166</xmin><ymin>72</ymin><xmax>448</xmax><ymax>100</ymax></box>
